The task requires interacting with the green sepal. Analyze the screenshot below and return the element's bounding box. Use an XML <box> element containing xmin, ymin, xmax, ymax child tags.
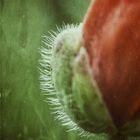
<box><xmin>71</xmin><ymin>48</ymin><xmax>116</xmax><ymax>133</ymax></box>
<box><xmin>52</xmin><ymin>25</ymin><xmax>117</xmax><ymax>134</ymax></box>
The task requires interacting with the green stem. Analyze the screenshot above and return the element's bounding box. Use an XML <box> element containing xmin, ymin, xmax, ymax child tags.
<box><xmin>109</xmin><ymin>133</ymin><xmax>128</xmax><ymax>140</ymax></box>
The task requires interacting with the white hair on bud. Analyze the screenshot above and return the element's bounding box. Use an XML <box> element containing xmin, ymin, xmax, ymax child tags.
<box><xmin>39</xmin><ymin>23</ymin><xmax>105</xmax><ymax>138</ymax></box>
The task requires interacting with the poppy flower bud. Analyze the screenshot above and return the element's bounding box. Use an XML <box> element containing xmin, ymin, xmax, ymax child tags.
<box><xmin>40</xmin><ymin>0</ymin><xmax>140</xmax><ymax>138</ymax></box>
<box><xmin>83</xmin><ymin>0</ymin><xmax>140</xmax><ymax>135</ymax></box>
<box><xmin>40</xmin><ymin>24</ymin><xmax>117</xmax><ymax>136</ymax></box>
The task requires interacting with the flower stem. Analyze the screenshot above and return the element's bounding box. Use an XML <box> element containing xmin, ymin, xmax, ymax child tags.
<box><xmin>109</xmin><ymin>133</ymin><xmax>128</xmax><ymax>140</ymax></box>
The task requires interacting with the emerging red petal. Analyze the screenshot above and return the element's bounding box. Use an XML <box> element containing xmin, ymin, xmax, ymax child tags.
<box><xmin>83</xmin><ymin>0</ymin><xmax>140</xmax><ymax>126</ymax></box>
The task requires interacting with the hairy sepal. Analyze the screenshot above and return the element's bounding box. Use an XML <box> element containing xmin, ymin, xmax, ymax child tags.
<box><xmin>72</xmin><ymin>48</ymin><xmax>116</xmax><ymax>134</ymax></box>
<box><xmin>50</xmin><ymin>24</ymin><xmax>116</xmax><ymax>135</ymax></box>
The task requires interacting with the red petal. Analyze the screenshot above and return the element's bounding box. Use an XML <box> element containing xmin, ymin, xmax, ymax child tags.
<box><xmin>83</xmin><ymin>0</ymin><xmax>140</xmax><ymax>126</ymax></box>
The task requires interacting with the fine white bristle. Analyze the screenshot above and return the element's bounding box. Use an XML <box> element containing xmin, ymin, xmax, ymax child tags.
<box><xmin>39</xmin><ymin>23</ymin><xmax>96</xmax><ymax>138</ymax></box>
